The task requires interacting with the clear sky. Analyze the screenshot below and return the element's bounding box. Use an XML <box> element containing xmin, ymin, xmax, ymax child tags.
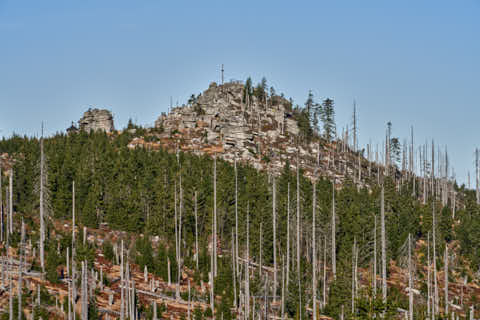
<box><xmin>1</xmin><ymin>1</ymin><xmax>479</xmax><ymax>184</ymax></box>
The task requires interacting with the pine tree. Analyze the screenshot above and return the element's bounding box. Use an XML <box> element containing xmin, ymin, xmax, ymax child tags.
<box><xmin>321</xmin><ymin>98</ymin><xmax>336</xmax><ymax>141</ymax></box>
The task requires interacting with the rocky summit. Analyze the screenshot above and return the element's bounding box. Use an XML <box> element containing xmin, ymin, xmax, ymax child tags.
<box><xmin>153</xmin><ymin>81</ymin><xmax>303</xmax><ymax>170</ymax></box>
<box><xmin>78</xmin><ymin>108</ymin><xmax>115</xmax><ymax>133</ymax></box>
<box><xmin>147</xmin><ymin>81</ymin><xmax>375</xmax><ymax>185</ymax></box>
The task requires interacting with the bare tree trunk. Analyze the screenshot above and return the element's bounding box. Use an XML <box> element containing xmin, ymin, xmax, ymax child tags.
<box><xmin>427</xmin><ymin>231</ymin><xmax>431</xmax><ymax>320</ymax></box>
<box><xmin>40</xmin><ymin>133</ymin><xmax>45</xmax><ymax>272</ymax></box>
<box><xmin>381</xmin><ymin>186</ymin><xmax>387</xmax><ymax>306</ymax></box>
<box><xmin>433</xmin><ymin>203</ymin><xmax>439</xmax><ymax>316</ymax></box>
<box><xmin>445</xmin><ymin>244</ymin><xmax>448</xmax><ymax>316</ymax></box>
<box><xmin>323</xmin><ymin>234</ymin><xmax>327</xmax><ymax>309</ymax></box>
<box><xmin>121</xmin><ymin>240</ymin><xmax>124</xmax><ymax>320</ymax></box>
<box><xmin>259</xmin><ymin>222</ymin><xmax>263</xmax><ymax>277</ymax></box>
<box><xmin>214</xmin><ymin>155</ymin><xmax>218</xmax><ymax>277</ymax></box>
<box><xmin>281</xmin><ymin>255</ymin><xmax>285</xmax><ymax>320</ymax></box>
<box><xmin>72</xmin><ymin>180</ymin><xmax>76</xmax><ymax>245</ymax></box>
<box><xmin>18</xmin><ymin>221</ymin><xmax>24</xmax><ymax>320</ymax></box>
<box><xmin>232</xmin><ymin>229</ymin><xmax>237</xmax><ymax>310</ymax></box>
<box><xmin>432</xmin><ymin>141</ymin><xmax>435</xmax><ymax>200</ymax></box>
<box><xmin>81</xmin><ymin>261</ymin><xmax>88</xmax><ymax>320</ymax></box>
<box><xmin>9</xmin><ymin>260</ymin><xmax>13</xmax><ymax>320</ymax></box>
<box><xmin>153</xmin><ymin>301</ymin><xmax>157</xmax><ymax>320</ymax></box>
<box><xmin>195</xmin><ymin>191</ymin><xmax>199</xmax><ymax>270</ymax></box>
<box><xmin>246</xmin><ymin>202</ymin><xmax>250</xmax><ymax>319</ymax></box>
<box><xmin>68</xmin><ymin>280</ymin><xmax>72</xmax><ymax>320</ymax></box>
<box><xmin>9</xmin><ymin>169</ymin><xmax>13</xmax><ymax>236</ymax></box>
<box><xmin>273</xmin><ymin>177</ymin><xmax>277</xmax><ymax>303</ymax></box>
<box><xmin>373</xmin><ymin>214</ymin><xmax>377</xmax><ymax>296</ymax></box>
<box><xmin>296</xmin><ymin>158</ymin><xmax>302</xmax><ymax>320</ymax></box>
<box><xmin>177</xmin><ymin>181</ymin><xmax>183</xmax><ymax>301</ymax></box>
<box><xmin>332</xmin><ymin>183</ymin><xmax>336</xmax><ymax>280</ymax></box>
<box><xmin>408</xmin><ymin>234</ymin><xmax>413</xmax><ymax>320</ymax></box>
<box><xmin>351</xmin><ymin>237</ymin><xmax>356</xmax><ymax>315</ymax></box>
<box><xmin>0</xmin><ymin>166</ymin><xmax>3</xmax><ymax>242</ymax></box>
<box><xmin>188</xmin><ymin>280</ymin><xmax>191</xmax><ymax>320</ymax></box>
<box><xmin>167</xmin><ymin>258</ymin><xmax>171</xmax><ymax>286</ymax></box>
<box><xmin>174</xmin><ymin>181</ymin><xmax>179</xmax><ymax>299</ymax></box>
<box><xmin>312</xmin><ymin>180</ymin><xmax>317</xmax><ymax>320</ymax></box>
<box><xmin>235</xmin><ymin>159</ymin><xmax>239</xmax><ymax>278</ymax></box>
<box><xmin>476</xmin><ymin>148</ymin><xmax>479</xmax><ymax>204</ymax></box>
<box><xmin>286</xmin><ymin>183</ymin><xmax>290</xmax><ymax>293</ymax></box>
<box><xmin>296</xmin><ymin>159</ymin><xmax>301</xmax><ymax>277</ymax></box>
<box><xmin>210</xmin><ymin>206</ymin><xmax>215</xmax><ymax>318</ymax></box>
<box><xmin>67</xmin><ymin>247</ymin><xmax>70</xmax><ymax>279</ymax></box>
<box><xmin>353</xmin><ymin>101</ymin><xmax>357</xmax><ymax>153</ymax></box>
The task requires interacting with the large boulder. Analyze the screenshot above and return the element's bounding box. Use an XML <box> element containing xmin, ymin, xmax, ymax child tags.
<box><xmin>78</xmin><ymin>108</ymin><xmax>115</xmax><ymax>133</ymax></box>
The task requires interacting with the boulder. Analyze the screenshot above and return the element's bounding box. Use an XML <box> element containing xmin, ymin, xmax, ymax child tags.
<box><xmin>78</xmin><ymin>108</ymin><xmax>115</xmax><ymax>133</ymax></box>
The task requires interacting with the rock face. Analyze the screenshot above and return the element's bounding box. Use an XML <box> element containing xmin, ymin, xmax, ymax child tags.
<box><xmin>143</xmin><ymin>81</ymin><xmax>383</xmax><ymax>185</ymax></box>
<box><xmin>152</xmin><ymin>81</ymin><xmax>309</xmax><ymax>173</ymax></box>
<box><xmin>79</xmin><ymin>108</ymin><xmax>115</xmax><ymax>133</ymax></box>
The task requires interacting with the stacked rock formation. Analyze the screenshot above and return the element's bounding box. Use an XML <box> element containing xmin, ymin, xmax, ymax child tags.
<box><xmin>152</xmin><ymin>81</ymin><xmax>313</xmax><ymax>172</ymax></box>
<box><xmin>78</xmin><ymin>108</ymin><xmax>115</xmax><ymax>133</ymax></box>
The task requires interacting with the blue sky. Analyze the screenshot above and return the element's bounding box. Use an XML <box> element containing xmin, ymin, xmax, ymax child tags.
<box><xmin>1</xmin><ymin>1</ymin><xmax>479</xmax><ymax>184</ymax></box>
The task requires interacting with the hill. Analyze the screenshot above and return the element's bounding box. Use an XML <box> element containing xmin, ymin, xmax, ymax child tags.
<box><xmin>0</xmin><ymin>78</ymin><xmax>478</xmax><ymax>320</ymax></box>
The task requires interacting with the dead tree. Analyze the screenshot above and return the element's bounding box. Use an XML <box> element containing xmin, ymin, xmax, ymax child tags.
<box><xmin>0</xmin><ymin>166</ymin><xmax>3</xmax><ymax>242</ymax></box>
<box><xmin>352</xmin><ymin>101</ymin><xmax>358</xmax><ymax>153</ymax></box>
<box><xmin>210</xmin><ymin>208</ymin><xmax>215</xmax><ymax>317</ymax></box>
<box><xmin>235</xmin><ymin>159</ymin><xmax>239</xmax><ymax>279</ymax></box>
<box><xmin>9</xmin><ymin>169</ymin><xmax>13</xmax><ymax>236</ymax></box>
<box><xmin>323</xmin><ymin>234</ymin><xmax>327</xmax><ymax>308</ymax></box>
<box><xmin>296</xmin><ymin>158</ymin><xmax>302</xmax><ymax>320</ymax></box>
<box><xmin>281</xmin><ymin>255</ymin><xmax>285</xmax><ymax>320</ymax></box>
<box><xmin>259</xmin><ymin>222</ymin><xmax>263</xmax><ymax>276</ymax></box>
<box><xmin>9</xmin><ymin>258</ymin><xmax>13</xmax><ymax>320</ymax></box>
<box><xmin>188</xmin><ymin>280</ymin><xmax>191</xmax><ymax>320</ymax></box>
<box><xmin>39</xmin><ymin>130</ymin><xmax>46</xmax><ymax>272</ymax></box>
<box><xmin>476</xmin><ymin>148</ymin><xmax>479</xmax><ymax>204</ymax></box>
<box><xmin>121</xmin><ymin>240</ymin><xmax>125</xmax><ymax>320</ymax></box>
<box><xmin>444</xmin><ymin>244</ymin><xmax>448</xmax><ymax>316</ymax></box>
<box><xmin>427</xmin><ymin>231</ymin><xmax>431</xmax><ymax>319</ymax></box>
<box><xmin>174</xmin><ymin>181</ymin><xmax>178</xmax><ymax>290</ymax></box>
<box><xmin>296</xmin><ymin>157</ymin><xmax>301</xmax><ymax>277</ymax></box>
<box><xmin>273</xmin><ymin>176</ymin><xmax>277</xmax><ymax>302</ymax></box>
<box><xmin>245</xmin><ymin>202</ymin><xmax>250</xmax><ymax>318</ymax></box>
<box><xmin>286</xmin><ymin>183</ymin><xmax>290</xmax><ymax>292</ymax></box>
<box><xmin>312</xmin><ymin>179</ymin><xmax>317</xmax><ymax>320</ymax></box>
<box><xmin>351</xmin><ymin>237</ymin><xmax>356</xmax><ymax>314</ymax></box>
<box><xmin>433</xmin><ymin>202</ymin><xmax>439</xmax><ymax>316</ymax></box>
<box><xmin>373</xmin><ymin>214</ymin><xmax>377</xmax><ymax>296</ymax></box>
<box><xmin>232</xmin><ymin>229</ymin><xmax>237</xmax><ymax>310</ymax></box>
<box><xmin>18</xmin><ymin>220</ymin><xmax>25</xmax><ymax>320</ymax></box>
<box><xmin>332</xmin><ymin>183</ymin><xmax>336</xmax><ymax>280</ymax></box>
<box><xmin>408</xmin><ymin>233</ymin><xmax>413</xmax><ymax>320</ymax></box>
<box><xmin>71</xmin><ymin>180</ymin><xmax>77</xmax><ymax>309</ymax></box>
<box><xmin>213</xmin><ymin>155</ymin><xmax>218</xmax><ymax>277</ymax></box>
<box><xmin>195</xmin><ymin>191</ymin><xmax>199</xmax><ymax>270</ymax></box>
<box><xmin>177</xmin><ymin>179</ymin><xmax>183</xmax><ymax>300</ymax></box>
<box><xmin>81</xmin><ymin>261</ymin><xmax>88</xmax><ymax>320</ymax></box>
<box><xmin>68</xmin><ymin>280</ymin><xmax>72</xmax><ymax>320</ymax></box>
<box><xmin>381</xmin><ymin>186</ymin><xmax>387</xmax><ymax>305</ymax></box>
<box><xmin>167</xmin><ymin>258</ymin><xmax>171</xmax><ymax>286</ymax></box>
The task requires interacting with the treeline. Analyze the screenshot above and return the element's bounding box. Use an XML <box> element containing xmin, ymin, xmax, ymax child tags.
<box><xmin>1</xmin><ymin>130</ymin><xmax>480</xmax><ymax>319</ymax></box>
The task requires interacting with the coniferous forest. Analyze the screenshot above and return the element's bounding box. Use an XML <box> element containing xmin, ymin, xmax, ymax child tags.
<box><xmin>2</xmin><ymin>112</ymin><xmax>480</xmax><ymax>320</ymax></box>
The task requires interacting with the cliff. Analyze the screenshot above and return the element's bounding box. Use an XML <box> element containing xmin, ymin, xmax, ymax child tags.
<box><xmin>78</xmin><ymin>108</ymin><xmax>115</xmax><ymax>133</ymax></box>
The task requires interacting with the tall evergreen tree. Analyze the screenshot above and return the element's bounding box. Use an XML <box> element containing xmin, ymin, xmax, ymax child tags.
<box><xmin>321</xmin><ymin>98</ymin><xmax>336</xmax><ymax>141</ymax></box>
